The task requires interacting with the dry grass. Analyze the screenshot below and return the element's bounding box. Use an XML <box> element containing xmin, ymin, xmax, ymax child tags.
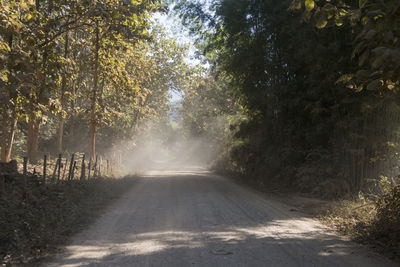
<box><xmin>0</xmin><ymin>174</ymin><xmax>136</xmax><ymax>266</ymax></box>
<box><xmin>319</xmin><ymin>200</ymin><xmax>376</xmax><ymax>237</ymax></box>
<box><xmin>319</xmin><ymin>186</ymin><xmax>400</xmax><ymax>261</ymax></box>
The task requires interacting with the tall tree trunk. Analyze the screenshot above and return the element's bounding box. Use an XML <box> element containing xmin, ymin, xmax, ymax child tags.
<box><xmin>1</xmin><ymin>34</ymin><xmax>14</xmax><ymax>163</ymax></box>
<box><xmin>28</xmin><ymin>0</ymin><xmax>51</xmax><ymax>161</ymax></box>
<box><xmin>58</xmin><ymin>110</ymin><xmax>65</xmax><ymax>153</ymax></box>
<box><xmin>27</xmin><ymin>118</ymin><xmax>40</xmax><ymax>162</ymax></box>
<box><xmin>5</xmin><ymin>108</ymin><xmax>18</xmax><ymax>162</ymax></box>
<box><xmin>57</xmin><ymin>32</ymin><xmax>69</xmax><ymax>153</ymax></box>
<box><xmin>69</xmin><ymin>32</ymin><xmax>78</xmax><ymax>149</ymax></box>
<box><xmin>90</xmin><ymin>22</ymin><xmax>99</xmax><ymax>162</ymax></box>
<box><xmin>32</xmin><ymin>120</ymin><xmax>40</xmax><ymax>160</ymax></box>
<box><xmin>69</xmin><ymin>81</ymin><xmax>76</xmax><ymax>148</ymax></box>
<box><xmin>27</xmin><ymin>0</ymin><xmax>52</xmax><ymax>161</ymax></box>
<box><xmin>1</xmin><ymin>109</ymin><xmax>8</xmax><ymax>162</ymax></box>
<box><xmin>27</xmin><ymin>112</ymin><xmax>34</xmax><ymax>160</ymax></box>
<box><xmin>27</xmin><ymin>0</ymin><xmax>40</xmax><ymax>162</ymax></box>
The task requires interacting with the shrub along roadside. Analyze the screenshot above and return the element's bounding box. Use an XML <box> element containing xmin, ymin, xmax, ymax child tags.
<box><xmin>0</xmin><ymin>175</ymin><xmax>137</xmax><ymax>265</ymax></box>
<box><xmin>319</xmin><ymin>184</ymin><xmax>400</xmax><ymax>261</ymax></box>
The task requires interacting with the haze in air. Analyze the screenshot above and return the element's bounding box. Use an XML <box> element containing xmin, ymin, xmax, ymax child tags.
<box><xmin>0</xmin><ymin>0</ymin><xmax>399</xmax><ymax>265</ymax></box>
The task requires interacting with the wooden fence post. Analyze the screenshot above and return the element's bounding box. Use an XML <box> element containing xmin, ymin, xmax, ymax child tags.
<box><xmin>57</xmin><ymin>154</ymin><xmax>62</xmax><ymax>182</ymax></box>
<box><xmin>80</xmin><ymin>154</ymin><xmax>86</xmax><ymax>181</ymax></box>
<box><xmin>98</xmin><ymin>156</ymin><xmax>102</xmax><ymax>177</ymax></box>
<box><xmin>62</xmin><ymin>158</ymin><xmax>68</xmax><ymax>180</ymax></box>
<box><xmin>68</xmin><ymin>153</ymin><xmax>75</xmax><ymax>181</ymax></box>
<box><xmin>94</xmin><ymin>155</ymin><xmax>98</xmax><ymax>177</ymax></box>
<box><xmin>88</xmin><ymin>160</ymin><xmax>91</xmax><ymax>179</ymax></box>
<box><xmin>71</xmin><ymin>161</ymin><xmax>76</xmax><ymax>180</ymax></box>
<box><xmin>52</xmin><ymin>158</ymin><xmax>60</xmax><ymax>183</ymax></box>
<box><xmin>43</xmin><ymin>154</ymin><xmax>47</xmax><ymax>184</ymax></box>
<box><xmin>106</xmin><ymin>159</ymin><xmax>109</xmax><ymax>175</ymax></box>
<box><xmin>23</xmin><ymin>157</ymin><xmax>28</xmax><ymax>176</ymax></box>
<box><xmin>23</xmin><ymin>156</ymin><xmax>28</xmax><ymax>187</ymax></box>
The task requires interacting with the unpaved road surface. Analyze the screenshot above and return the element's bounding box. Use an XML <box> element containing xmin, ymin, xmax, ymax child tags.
<box><xmin>47</xmin><ymin>170</ymin><xmax>396</xmax><ymax>267</ymax></box>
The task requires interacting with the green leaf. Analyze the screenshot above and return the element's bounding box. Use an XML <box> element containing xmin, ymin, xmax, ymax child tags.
<box><xmin>323</xmin><ymin>3</ymin><xmax>336</xmax><ymax>19</ymax></box>
<box><xmin>339</xmin><ymin>9</ymin><xmax>348</xmax><ymax>16</ymax></box>
<box><xmin>335</xmin><ymin>15</ymin><xmax>344</xmax><ymax>26</ymax></box>
<box><xmin>305</xmin><ymin>0</ymin><xmax>315</xmax><ymax>12</ymax></box>
<box><xmin>316</xmin><ymin>19</ymin><xmax>328</xmax><ymax>29</ymax></box>
<box><xmin>313</xmin><ymin>9</ymin><xmax>328</xmax><ymax>29</ymax></box>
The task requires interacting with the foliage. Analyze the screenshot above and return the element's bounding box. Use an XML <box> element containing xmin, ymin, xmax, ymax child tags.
<box><xmin>374</xmin><ymin>184</ymin><xmax>400</xmax><ymax>237</ymax></box>
<box><xmin>320</xmin><ymin>181</ymin><xmax>400</xmax><ymax>260</ymax></box>
<box><xmin>0</xmin><ymin>0</ymin><xmax>200</xmax><ymax>161</ymax></box>
<box><xmin>175</xmin><ymin>0</ymin><xmax>352</xmax><ymax>191</ymax></box>
<box><xmin>173</xmin><ymin>0</ymin><xmax>400</xmax><ymax>207</ymax></box>
<box><xmin>290</xmin><ymin>0</ymin><xmax>400</xmax><ymax>93</ymax></box>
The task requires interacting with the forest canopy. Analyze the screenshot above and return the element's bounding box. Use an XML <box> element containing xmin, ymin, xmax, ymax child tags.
<box><xmin>172</xmin><ymin>0</ymin><xmax>400</xmax><ymax>197</ymax></box>
<box><xmin>0</xmin><ymin>0</ymin><xmax>197</xmax><ymax>163</ymax></box>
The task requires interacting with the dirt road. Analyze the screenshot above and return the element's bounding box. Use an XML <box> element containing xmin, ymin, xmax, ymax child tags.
<box><xmin>47</xmin><ymin>170</ymin><xmax>396</xmax><ymax>266</ymax></box>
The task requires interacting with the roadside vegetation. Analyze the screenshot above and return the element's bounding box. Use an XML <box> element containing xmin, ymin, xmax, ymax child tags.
<box><xmin>0</xmin><ymin>174</ymin><xmax>137</xmax><ymax>265</ymax></box>
<box><xmin>173</xmin><ymin>0</ymin><xmax>400</xmax><ymax>260</ymax></box>
<box><xmin>320</xmin><ymin>183</ymin><xmax>400</xmax><ymax>260</ymax></box>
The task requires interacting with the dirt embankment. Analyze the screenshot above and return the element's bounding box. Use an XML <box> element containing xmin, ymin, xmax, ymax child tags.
<box><xmin>0</xmin><ymin>174</ymin><xmax>137</xmax><ymax>266</ymax></box>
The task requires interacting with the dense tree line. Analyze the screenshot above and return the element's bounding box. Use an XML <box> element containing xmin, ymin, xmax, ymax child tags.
<box><xmin>0</xmin><ymin>0</ymin><xmax>191</xmax><ymax>163</ymax></box>
<box><xmin>2</xmin><ymin>0</ymin><xmax>399</xmax><ymax>197</ymax></box>
<box><xmin>176</xmin><ymin>0</ymin><xmax>400</xmax><ymax>197</ymax></box>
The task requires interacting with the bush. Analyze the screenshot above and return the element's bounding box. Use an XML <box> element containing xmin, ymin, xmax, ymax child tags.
<box><xmin>375</xmin><ymin>184</ymin><xmax>400</xmax><ymax>232</ymax></box>
<box><xmin>320</xmin><ymin>181</ymin><xmax>400</xmax><ymax>260</ymax></box>
<box><xmin>370</xmin><ymin>184</ymin><xmax>400</xmax><ymax>258</ymax></box>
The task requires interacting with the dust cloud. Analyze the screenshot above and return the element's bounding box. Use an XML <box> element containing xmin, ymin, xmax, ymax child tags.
<box><xmin>112</xmin><ymin>124</ymin><xmax>220</xmax><ymax>175</ymax></box>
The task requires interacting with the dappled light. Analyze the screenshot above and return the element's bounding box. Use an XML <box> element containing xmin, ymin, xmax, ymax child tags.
<box><xmin>46</xmin><ymin>172</ymin><xmax>394</xmax><ymax>267</ymax></box>
<box><xmin>53</xmin><ymin>225</ymin><xmax>354</xmax><ymax>267</ymax></box>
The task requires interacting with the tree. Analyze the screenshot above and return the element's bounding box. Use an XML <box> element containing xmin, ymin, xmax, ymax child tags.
<box><xmin>1</xmin><ymin>0</ymin><xmax>162</xmax><ymax>162</ymax></box>
<box><xmin>80</xmin><ymin>0</ymin><xmax>159</xmax><ymax>161</ymax></box>
<box><xmin>0</xmin><ymin>0</ymin><xmax>32</xmax><ymax>162</ymax></box>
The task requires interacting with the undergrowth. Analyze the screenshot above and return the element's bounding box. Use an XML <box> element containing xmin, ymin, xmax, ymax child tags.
<box><xmin>0</xmin><ymin>175</ymin><xmax>136</xmax><ymax>266</ymax></box>
<box><xmin>320</xmin><ymin>183</ymin><xmax>400</xmax><ymax>261</ymax></box>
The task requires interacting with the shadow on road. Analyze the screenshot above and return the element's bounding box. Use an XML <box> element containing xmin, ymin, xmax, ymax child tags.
<box><xmin>46</xmin><ymin>171</ymin><xmax>395</xmax><ymax>267</ymax></box>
